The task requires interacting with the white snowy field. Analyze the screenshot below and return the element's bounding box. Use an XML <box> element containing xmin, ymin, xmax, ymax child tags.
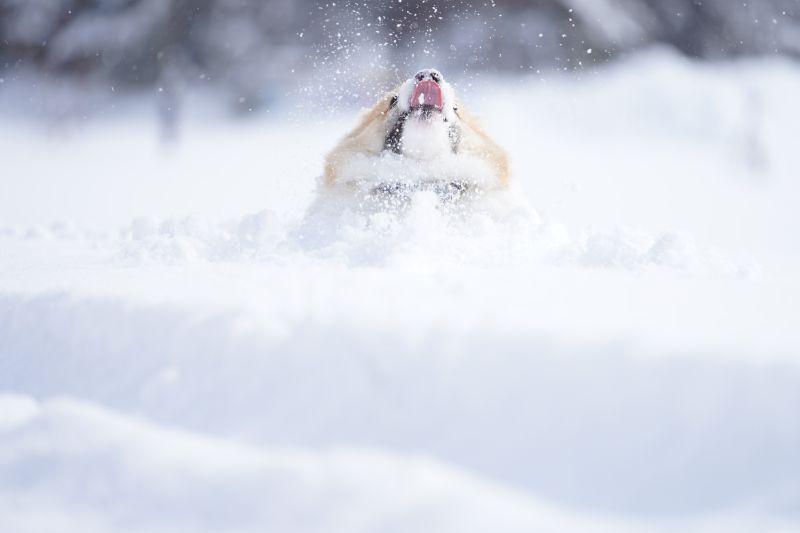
<box><xmin>1</xmin><ymin>51</ymin><xmax>800</xmax><ymax>532</ymax></box>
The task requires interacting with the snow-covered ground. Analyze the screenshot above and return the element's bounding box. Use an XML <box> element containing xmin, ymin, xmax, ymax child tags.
<box><xmin>1</xmin><ymin>51</ymin><xmax>800</xmax><ymax>532</ymax></box>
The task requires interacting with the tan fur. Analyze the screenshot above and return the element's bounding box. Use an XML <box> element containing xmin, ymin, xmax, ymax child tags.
<box><xmin>324</xmin><ymin>89</ymin><xmax>510</xmax><ymax>188</ymax></box>
<box><xmin>453</xmin><ymin>103</ymin><xmax>510</xmax><ymax>187</ymax></box>
<box><xmin>323</xmin><ymin>92</ymin><xmax>395</xmax><ymax>186</ymax></box>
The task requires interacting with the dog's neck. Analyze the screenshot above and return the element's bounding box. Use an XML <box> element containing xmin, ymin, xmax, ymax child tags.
<box><xmin>384</xmin><ymin>111</ymin><xmax>460</xmax><ymax>157</ymax></box>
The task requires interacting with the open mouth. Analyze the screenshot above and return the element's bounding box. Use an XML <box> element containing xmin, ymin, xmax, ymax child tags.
<box><xmin>409</xmin><ymin>80</ymin><xmax>443</xmax><ymax>112</ymax></box>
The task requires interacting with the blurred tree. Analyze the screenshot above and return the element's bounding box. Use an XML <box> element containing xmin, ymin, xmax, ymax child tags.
<box><xmin>0</xmin><ymin>0</ymin><xmax>797</xmax><ymax>102</ymax></box>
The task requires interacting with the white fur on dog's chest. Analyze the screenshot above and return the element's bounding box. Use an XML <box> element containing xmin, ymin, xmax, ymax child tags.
<box><xmin>400</xmin><ymin>117</ymin><xmax>452</xmax><ymax>160</ymax></box>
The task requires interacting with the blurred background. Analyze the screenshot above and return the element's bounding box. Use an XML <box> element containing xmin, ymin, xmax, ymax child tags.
<box><xmin>1</xmin><ymin>0</ymin><xmax>798</xmax><ymax>118</ymax></box>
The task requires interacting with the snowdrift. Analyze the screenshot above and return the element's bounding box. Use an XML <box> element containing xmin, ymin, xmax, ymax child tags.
<box><xmin>1</xmin><ymin>394</ymin><xmax>646</xmax><ymax>533</ymax></box>
<box><xmin>2</xmin><ymin>52</ymin><xmax>800</xmax><ymax>531</ymax></box>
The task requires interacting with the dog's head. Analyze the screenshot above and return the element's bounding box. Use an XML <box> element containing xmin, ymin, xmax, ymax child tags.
<box><xmin>392</xmin><ymin>68</ymin><xmax>457</xmax><ymax>123</ymax></box>
<box><xmin>325</xmin><ymin>67</ymin><xmax>508</xmax><ymax>186</ymax></box>
<box><xmin>384</xmin><ymin>68</ymin><xmax>459</xmax><ymax>156</ymax></box>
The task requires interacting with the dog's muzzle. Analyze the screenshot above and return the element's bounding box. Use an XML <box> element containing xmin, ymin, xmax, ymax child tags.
<box><xmin>410</xmin><ymin>80</ymin><xmax>443</xmax><ymax>112</ymax></box>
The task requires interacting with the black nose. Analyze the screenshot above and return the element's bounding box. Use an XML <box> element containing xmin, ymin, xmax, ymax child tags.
<box><xmin>414</xmin><ymin>69</ymin><xmax>443</xmax><ymax>83</ymax></box>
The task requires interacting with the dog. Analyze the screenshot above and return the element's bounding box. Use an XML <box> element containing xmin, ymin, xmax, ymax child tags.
<box><xmin>323</xmin><ymin>68</ymin><xmax>509</xmax><ymax>194</ymax></box>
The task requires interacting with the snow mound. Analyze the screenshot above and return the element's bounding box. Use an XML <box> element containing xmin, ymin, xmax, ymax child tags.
<box><xmin>3</xmin><ymin>290</ymin><xmax>800</xmax><ymax>517</ymax></box>
<box><xmin>106</xmin><ymin>197</ymin><xmax>748</xmax><ymax>277</ymax></box>
<box><xmin>0</xmin><ymin>394</ymin><xmax>636</xmax><ymax>533</ymax></box>
<box><xmin>118</xmin><ymin>211</ymin><xmax>287</xmax><ymax>263</ymax></box>
<box><xmin>0</xmin><ymin>191</ymin><xmax>747</xmax><ymax>277</ymax></box>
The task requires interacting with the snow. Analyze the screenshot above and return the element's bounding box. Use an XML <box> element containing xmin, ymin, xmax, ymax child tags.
<box><xmin>335</xmin><ymin>152</ymin><xmax>501</xmax><ymax>187</ymax></box>
<box><xmin>0</xmin><ymin>394</ymin><xmax>650</xmax><ymax>533</ymax></box>
<box><xmin>2</xmin><ymin>51</ymin><xmax>800</xmax><ymax>531</ymax></box>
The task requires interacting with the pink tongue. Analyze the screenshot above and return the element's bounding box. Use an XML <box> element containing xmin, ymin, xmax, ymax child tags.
<box><xmin>410</xmin><ymin>80</ymin><xmax>443</xmax><ymax>110</ymax></box>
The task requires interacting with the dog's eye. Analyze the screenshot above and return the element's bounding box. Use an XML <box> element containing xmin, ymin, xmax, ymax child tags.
<box><xmin>415</xmin><ymin>73</ymin><xmax>425</xmax><ymax>81</ymax></box>
<box><xmin>389</xmin><ymin>95</ymin><xmax>398</xmax><ymax>108</ymax></box>
<box><xmin>431</xmin><ymin>72</ymin><xmax>441</xmax><ymax>83</ymax></box>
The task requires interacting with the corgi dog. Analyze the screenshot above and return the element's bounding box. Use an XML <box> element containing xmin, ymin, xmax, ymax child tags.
<box><xmin>323</xmin><ymin>68</ymin><xmax>509</xmax><ymax>195</ymax></box>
